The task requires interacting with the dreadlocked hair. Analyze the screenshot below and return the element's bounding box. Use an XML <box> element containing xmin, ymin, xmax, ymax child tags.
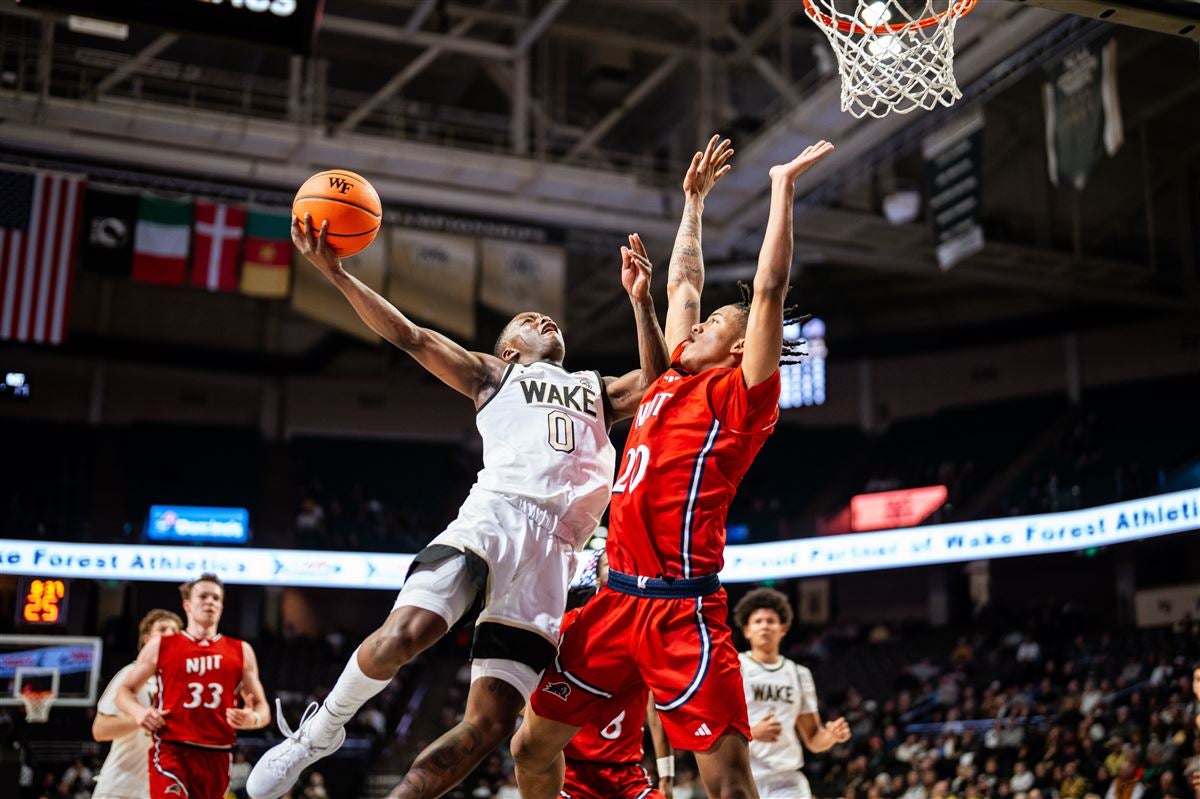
<box><xmin>735</xmin><ymin>281</ymin><xmax>811</xmax><ymax>365</ymax></box>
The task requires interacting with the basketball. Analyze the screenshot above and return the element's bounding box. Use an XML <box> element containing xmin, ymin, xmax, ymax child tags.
<box><xmin>292</xmin><ymin>170</ymin><xmax>382</xmax><ymax>257</ymax></box>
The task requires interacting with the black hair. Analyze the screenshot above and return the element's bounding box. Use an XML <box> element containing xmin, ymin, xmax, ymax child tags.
<box><xmin>733</xmin><ymin>587</ymin><xmax>794</xmax><ymax>629</ymax></box>
<box><xmin>734</xmin><ymin>281</ymin><xmax>811</xmax><ymax>364</ymax></box>
<box><xmin>493</xmin><ymin>327</ymin><xmax>510</xmax><ymax>358</ymax></box>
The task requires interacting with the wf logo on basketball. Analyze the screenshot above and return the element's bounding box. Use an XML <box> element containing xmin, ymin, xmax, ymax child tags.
<box><xmin>327</xmin><ymin>177</ymin><xmax>354</xmax><ymax>194</ymax></box>
<box><xmin>185</xmin><ymin>654</ymin><xmax>223</xmax><ymax>676</ymax></box>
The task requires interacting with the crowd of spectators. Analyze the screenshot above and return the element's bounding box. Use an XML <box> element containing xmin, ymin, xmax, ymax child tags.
<box><xmin>794</xmin><ymin>615</ymin><xmax>1200</xmax><ymax>799</ymax></box>
<box><xmin>6</xmin><ymin>603</ymin><xmax>1198</xmax><ymax>799</ymax></box>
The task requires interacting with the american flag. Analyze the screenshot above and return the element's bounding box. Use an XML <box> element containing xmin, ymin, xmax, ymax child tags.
<box><xmin>0</xmin><ymin>168</ymin><xmax>86</xmax><ymax>344</ymax></box>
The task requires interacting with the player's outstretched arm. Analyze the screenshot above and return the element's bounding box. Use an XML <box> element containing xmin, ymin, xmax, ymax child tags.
<box><xmin>226</xmin><ymin>641</ymin><xmax>270</xmax><ymax>730</ymax></box>
<box><xmin>294</xmin><ymin>214</ymin><xmax>506</xmax><ymax>405</ymax></box>
<box><xmin>796</xmin><ymin>712</ymin><xmax>851</xmax><ymax>753</ymax></box>
<box><xmin>115</xmin><ymin>636</ymin><xmax>168</xmax><ymax>733</ymax></box>
<box><xmin>664</xmin><ymin>135</ymin><xmax>734</xmax><ymax>350</ymax></box>
<box><xmin>646</xmin><ymin>696</ymin><xmax>675</xmax><ymax>799</ymax></box>
<box><xmin>605</xmin><ymin>234</ymin><xmax>670</xmax><ymax>423</ymax></box>
<box><xmin>741</xmin><ymin>141</ymin><xmax>835</xmax><ymax>388</ymax></box>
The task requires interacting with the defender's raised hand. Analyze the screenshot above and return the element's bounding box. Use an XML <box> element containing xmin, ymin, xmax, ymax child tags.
<box><xmin>768</xmin><ymin>140</ymin><xmax>835</xmax><ymax>184</ymax></box>
<box><xmin>292</xmin><ymin>213</ymin><xmax>344</xmax><ymax>280</ymax></box>
<box><xmin>683</xmin><ymin>134</ymin><xmax>735</xmax><ymax>202</ymax></box>
<box><xmin>621</xmin><ymin>233</ymin><xmax>653</xmax><ymax>304</ymax></box>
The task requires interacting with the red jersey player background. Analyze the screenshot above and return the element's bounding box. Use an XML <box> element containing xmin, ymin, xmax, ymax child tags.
<box><xmin>512</xmin><ymin>136</ymin><xmax>835</xmax><ymax>799</ymax></box>
<box><xmin>557</xmin><ymin>553</ymin><xmax>674</xmax><ymax>799</ymax></box>
<box><xmin>116</xmin><ymin>573</ymin><xmax>270</xmax><ymax>799</ymax></box>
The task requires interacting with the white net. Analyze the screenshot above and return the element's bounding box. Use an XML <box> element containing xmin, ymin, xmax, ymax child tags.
<box><xmin>20</xmin><ymin>690</ymin><xmax>55</xmax><ymax>723</ymax></box>
<box><xmin>804</xmin><ymin>0</ymin><xmax>978</xmax><ymax>118</ymax></box>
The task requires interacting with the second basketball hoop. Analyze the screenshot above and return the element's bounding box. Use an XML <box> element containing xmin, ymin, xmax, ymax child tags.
<box><xmin>804</xmin><ymin>0</ymin><xmax>979</xmax><ymax>118</ymax></box>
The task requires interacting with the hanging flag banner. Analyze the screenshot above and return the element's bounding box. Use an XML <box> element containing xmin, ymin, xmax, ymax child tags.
<box><xmin>190</xmin><ymin>200</ymin><xmax>245</xmax><ymax>292</ymax></box>
<box><xmin>291</xmin><ymin>230</ymin><xmax>386</xmax><ymax>342</ymax></box>
<box><xmin>480</xmin><ymin>239</ymin><xmax>565</xmax><ymax>322</ymax></box>
<box><xmin>80</xmin><ymin>187</ymin><xmax>138</xmax><ymax>277</ymax></box>
<box><xmin>131</xmin><ymin>196</ymin><xmax>192</xmax><ymax>286</ymax></box>
<box><xmin>1043</xmin><ymin>36</ymin><xmax>1123</xmax><ymax>191</ymax></box>
<box><xmin>388</xmin><ymin>228</ymin><xmax>477</xmax><ymax>339</ymax></box>
<box><xmin>240</xmin><ymin>209</ymin><xmax>293</xmax><ymax>299</ymax></box>
<box><xmin>924</xmin><ymin>111</ymin><xmax>985</xmax><ymax>272</ymax></box>
<box><xmin>4</xmin><ymin>489</ymin><xmax>1196</xmax><ymax>588</ymax></box>
<box><xmin>0</xmin><ymin>168</ymin><xmax>86</xmax><ymax>345</ymax></box>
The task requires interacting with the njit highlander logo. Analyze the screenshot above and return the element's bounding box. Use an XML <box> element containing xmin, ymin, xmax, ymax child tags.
<box><xmin>542</xmin><ymin>682</ymin><xmax>571</xmax><ymax>700</ymax></box>
<box><xmin>329</xmin><ymin>176</ymin><xmax>354</xmax><ymax>194</ymax></box>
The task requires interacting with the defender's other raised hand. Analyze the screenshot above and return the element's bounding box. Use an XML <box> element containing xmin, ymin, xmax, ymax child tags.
<box><xmin>683</xmin><ymin>134</ymin><xmax>735</xmax><ymax>202</ymax></box>
<box><xmin>292</xmin><ymin>213</ymin><xmax>344</xmax><ymax>280</ymax></box>
<box><xmin>621</xmin><ymin>233</ymin><xmax>653</xmax><ymax>305</ymax></box>
<box><xmin>768</xmin><ymin>140</ymin><xmax>835</xmax><ymax>184</ymax></box>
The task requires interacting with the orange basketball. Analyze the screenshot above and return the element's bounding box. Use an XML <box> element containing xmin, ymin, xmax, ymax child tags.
<box><xmin>292</xmin><ymin>170</ymin><xmax>382</xmax><ymax>257</ymax></box>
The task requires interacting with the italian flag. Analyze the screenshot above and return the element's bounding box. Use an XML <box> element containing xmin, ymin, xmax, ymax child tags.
<box><xmin>131</xmin><ymin>196</ymin><xmax>192</xmax><ymax>285</ymax></box>
<box><xmin>239</xmin><ymin>209</ymin><xmax>292</xmax><ymax>299</ymax></box>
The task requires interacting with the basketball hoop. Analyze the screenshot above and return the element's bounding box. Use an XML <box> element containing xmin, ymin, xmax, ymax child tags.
<box><xmin>804</xmin><ymin>0</ymin><xmax>979</xmax><ymax>118</ymax></box>
<box><xmin>20</xmin><ymin>688</ymin><xmax>56</xmax><ymax>723</ymax></box>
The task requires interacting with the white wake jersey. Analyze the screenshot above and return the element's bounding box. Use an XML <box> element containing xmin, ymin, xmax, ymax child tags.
<box><xmin>475</xmin><ymin>361</ymin><xmax>616</xmax><ymax>547</ymax></box>
<box><xmin>94</xmin><ymin>663</ymin><xmax>160</xmax><ymax>799</ymax></box>
<box><xmin>740</xmin><ymin>653</ymin><xmax>819</xmax><ymax>776</ymax></box>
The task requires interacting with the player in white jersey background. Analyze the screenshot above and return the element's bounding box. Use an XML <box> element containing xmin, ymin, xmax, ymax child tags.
<box><xmin>91</xmin><ymin>609</ymin><xmax>182</xmax><ymax>799</ymax></box>
<box><xmin>248</xmin><ymin>220</ymin><xmax>671</xmax><ymax>799</ymax></box>
<box><xmin>735</xmin><ymin>588</ymin><xmax>851</xmax><ymax>799</ymax></box>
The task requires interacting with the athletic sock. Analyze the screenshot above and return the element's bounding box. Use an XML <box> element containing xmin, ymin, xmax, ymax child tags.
<box><xmin>306</xmin><ymin>647</ymin><xmax>390</xmax><ymax>746</ymax></box>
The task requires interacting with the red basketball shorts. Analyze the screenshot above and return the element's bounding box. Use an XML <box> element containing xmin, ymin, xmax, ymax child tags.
<box><xmin>531</xmin><ymin>586</ymin><xmax>750</xmax><ymax>751</ymax></box>
<box><xmin>150</xmin><ymin>739</ymin><xmax>231</xmax><ymax>799</ymax></box>
<box><xmin>562</xmin><ymin>760</ymin><xmax>663</xmax><ymax>799</ymax></box>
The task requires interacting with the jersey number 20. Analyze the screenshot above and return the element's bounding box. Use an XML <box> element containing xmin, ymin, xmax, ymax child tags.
<box><xmin>612</xmin><ymin>445</ymin><xmax>650</xmax><ymax>493</ymax></box>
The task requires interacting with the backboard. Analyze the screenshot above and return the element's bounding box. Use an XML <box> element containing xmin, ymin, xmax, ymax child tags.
<box><xmin>0</xmin><ymin>634</ymin><xmax>103</xmax><ymax>710</ymax></box>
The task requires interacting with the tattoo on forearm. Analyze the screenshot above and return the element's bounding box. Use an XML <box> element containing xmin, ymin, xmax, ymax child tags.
<box><xmin>667</xmin><ymin>209</ymin><xmax>704</xmax><ymax>288</ymax></box>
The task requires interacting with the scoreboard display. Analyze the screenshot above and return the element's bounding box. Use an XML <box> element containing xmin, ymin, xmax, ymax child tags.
<box><xmin>17</xmin><ymin>0</ymin><xmax>325</xmax><ymax>53</ymax></box>
<box><xmin>17</xmin><ymin>576</ymin><xmax>70</xmax><ymax>626</ymax></box>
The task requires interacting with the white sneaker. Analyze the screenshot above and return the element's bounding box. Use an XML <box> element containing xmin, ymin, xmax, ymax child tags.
<box><xmin>247</xmin><ymin>700</ymin><xmax>346</xmax><ymax>799</ymax></box>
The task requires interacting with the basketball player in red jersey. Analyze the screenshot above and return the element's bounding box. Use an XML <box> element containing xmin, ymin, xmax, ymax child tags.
<box><xmin>558</xmin><ymin>553</ymin><xmax>674</xmax><ymax>799</ymax></box>
<box><xmin>116</xmin><ymin>573</ymin><xmax>270</xmax><ymax>799</ymax></box>
<box><xmin>513</xmin><ymin>137</ymin><xmax>836</xmax><ymax>799</ymax></box>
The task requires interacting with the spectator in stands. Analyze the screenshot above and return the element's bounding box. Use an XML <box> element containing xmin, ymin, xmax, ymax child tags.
<box><xmin>1061</xmin><ymin>760</ymin><xmax>1090</xmax><ymax>799</ymax></box>
<box><xmin>1011</xmin><ymin>762</ymin><xmax>1035</xmax><ymax>793</ymax></box>
<box><xmin>229</xmin><ymin>750</ymin><xmax>251</xmax><ymax>799</ymax></box>
<box><xmin>1106</xmin><ymin>761</ymin><xmax>1145</xmax><ymax>799</ymax></box>
<box><xmin>58</xmin><ymin>758</ymin><xmax>94</xmax><ymax>799</ymax></box>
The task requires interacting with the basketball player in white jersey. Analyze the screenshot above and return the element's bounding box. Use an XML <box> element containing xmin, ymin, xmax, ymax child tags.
<box><xmin>734</xmin><ymin>588</ymin><xmax>850</xmax><ymax>799</ymax></box>
<box><xmin>91</xmin><ymin>609</ymin><xmax>183</xmax><ymax>799</ymax></box>
<box><xmin>248</xmin><ymin>217</ymin><xmax>670</xmax><ymax>799</ymax></box>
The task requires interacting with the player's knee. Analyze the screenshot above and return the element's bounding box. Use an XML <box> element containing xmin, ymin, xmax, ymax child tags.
<box><xmin>510</xmin><ymin>725</ymin><xmax>552</xmax><ymax>771</ymax></box>
<box><xmin>471</xmin><ymin>710</ymin><xmax>519</xmax><ymax>745</ymax></box>
<box><xmin>373</xmin><ymin>609</ymin><xmax>442</xmax><ymax>666</ymax></box>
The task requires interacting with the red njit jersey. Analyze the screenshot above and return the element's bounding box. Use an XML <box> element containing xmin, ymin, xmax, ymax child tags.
<box><xmin>608</xmin><ymin>351</ymin><xmax>780</xmax><ymax>579</ymax></box>
<box><xmin>156</xmin><ymin>631</ymin><xmax>244</xmax><ymax>749</ymax></box>
<box><xmin>562</xmin><ymin>609</ymin><xmax>648</xmax><ymax>764</ymax></box>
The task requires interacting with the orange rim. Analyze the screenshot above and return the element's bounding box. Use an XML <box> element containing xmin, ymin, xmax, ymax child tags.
<box><xmin>21</xmin><ymin>689</ymin><xmax>55</xmax><ymax>701</ymax></box>
<box><xmin>803</xmin><ymin>0</ymin><xmax>978</xmax><ymax>35</ymax></box>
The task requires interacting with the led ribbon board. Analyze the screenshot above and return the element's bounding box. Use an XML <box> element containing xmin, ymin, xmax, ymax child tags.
<box><xmin>2</xmin><ymin>489</ymin><xmax>1197</xmax><ymax>587</ymax></box>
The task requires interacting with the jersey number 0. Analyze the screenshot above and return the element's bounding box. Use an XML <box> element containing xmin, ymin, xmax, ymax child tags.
<box><xmin>547</xmin><ymin>410</ymin><xmax>575</xmax><ymax>453</ymax></box>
